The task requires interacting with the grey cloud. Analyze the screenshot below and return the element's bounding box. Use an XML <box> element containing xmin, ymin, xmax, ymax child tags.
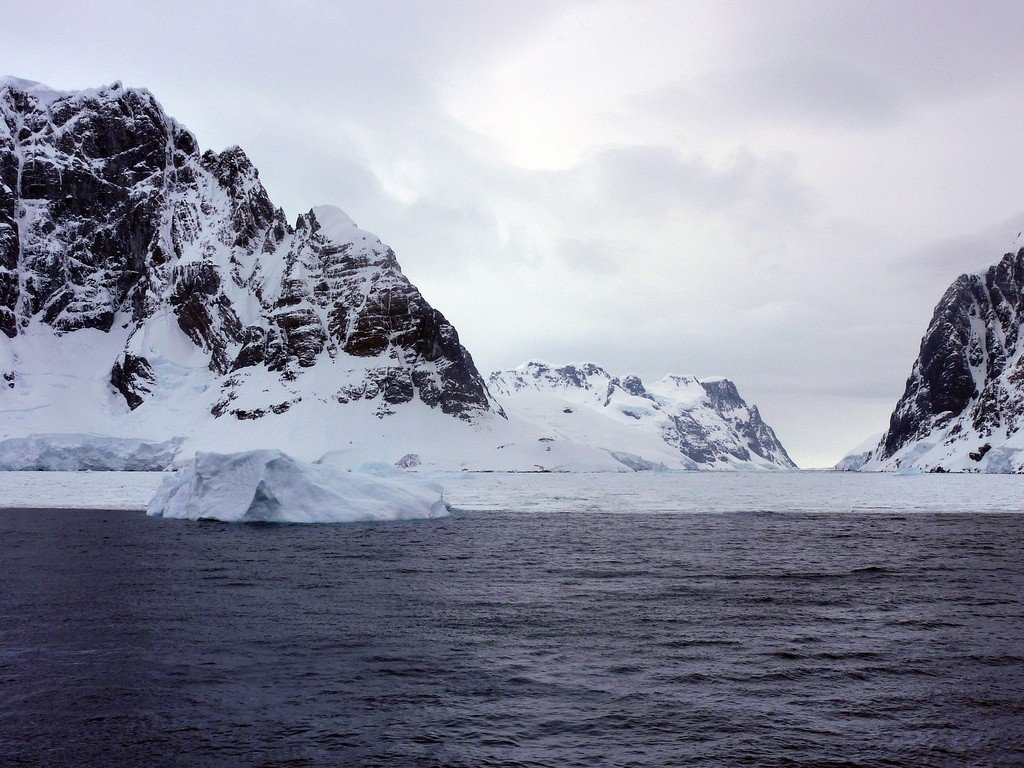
<box><xmin>586</xmin><ymin>145</ymin><xmax>750</xmax><ymax>212</ymax></box>
<box><xmin>372</xmin><ymin>198</ymin><xmax>501</xmax><ymax>280</ymax></box>
<box><xmin>549</xmin><ymin>144</ymin><xmax>813</xmax><ymax>226</ymax></box>
<box><xmin>895</xmin><ymin>213</ymin><xmax>1024</xmax><ymax>282</ymax></box>
<box><xmin>634</xmin><ymin>1</ymin><xmax>1024</xmax><ymax>132</ymax></box>
<box><xmin>724</xmin><ymin>0</ymin><xmax>1024</xmax><ymax>103</ymax></box>
<box><xmin>636</xmin><ymin>57</ymin><xmax>901</xmax><ymax>130</ymax></box>
<box><xmin>706</xmin><ymin>57</ymin><xmax>901</xmax><ymax>128</ymax></box>
<box><xmin>557</xmin><ymin>238</ymin><xmax>625</xmax><ymax>275</ymax></box>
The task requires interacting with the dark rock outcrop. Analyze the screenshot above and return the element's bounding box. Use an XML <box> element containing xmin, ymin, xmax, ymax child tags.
<box><xmin>874</xmin><ymin>247</ymin><xmax>1024</xmax><ymax>471</ymax></box>
<box><xmin>110</xmin><ymin>353</ymin><xmax>155</xmax><ymax>410</ymax></box>
<box><xmin>0</xmin><ymin>82</ymin><xmax>181</xmax><ymax>335</ymax></box>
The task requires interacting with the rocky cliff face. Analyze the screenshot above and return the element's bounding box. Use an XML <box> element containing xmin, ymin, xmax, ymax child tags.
<box><xmin>861</xmin><ymin>247</ymin><xmax>1024</xmax><ymax>472</ymax></box>
<box><xmin>489</xmin><ymin>362</ymin><xmax>795</xmax><ymax>470</ymax></box>
<box><xmin>0</xmin><ymin>77</ymin><xmax>499</xmax><ymax>426</ymax></box>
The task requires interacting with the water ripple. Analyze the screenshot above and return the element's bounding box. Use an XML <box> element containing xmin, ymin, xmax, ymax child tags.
<box><xmin>0</xmin><ymin>507</ymin><xmax>1021</xmax><ymax>766</ymax></box>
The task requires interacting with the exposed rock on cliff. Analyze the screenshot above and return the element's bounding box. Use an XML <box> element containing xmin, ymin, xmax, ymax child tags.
<box><xmin>859</xmin><ymin>247</ymin><xmax>1024</xmax><ymax>472</ymax></box>
<box><xmin>0</xmin><ymin>76</ymin><xmax>499</xmax><ymax>435</ymax></box>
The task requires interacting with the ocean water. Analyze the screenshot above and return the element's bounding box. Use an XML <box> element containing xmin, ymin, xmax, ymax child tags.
<box><xmin>1</xmin><ymin>475</ymin><xmax>1023</xmax><ymax>766</ymax></box>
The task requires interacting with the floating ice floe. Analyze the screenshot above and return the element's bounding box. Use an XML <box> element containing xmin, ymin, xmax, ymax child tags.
<box><xmin>147</xmin><ymin>449</ymin><xmax>449</xmax><ymax>523</ymax></box>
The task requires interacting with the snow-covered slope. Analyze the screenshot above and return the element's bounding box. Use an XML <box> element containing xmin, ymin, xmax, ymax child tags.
<box><xmin>861</xmin><ymin>247</ymin><xmax>1024</xmax><ymax>473</ymax></box>
<box><xmin>486</xmin><ymin>362</ymin><xmax>796</xmax><ymax>470</ymax></box>
<box><xmin>0</xmin><ymin>77</ymin><xmax>509</xmax><ymax>464</ymax></box>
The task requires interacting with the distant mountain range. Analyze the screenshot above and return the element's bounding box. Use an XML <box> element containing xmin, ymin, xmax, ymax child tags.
<box><xmin>489</xmin><ymin>362</ymin><xmax>794</xmax><ymax>470</ymax></box>
<box><xmin>839</xmin><ymin>247</ymin><xmax>1024</xmax><ymax>473</ymax></box>
<box><xmin>0</xmin><ymin>76</ymin><xmax>794</xmax><ymax>471</ymax></box>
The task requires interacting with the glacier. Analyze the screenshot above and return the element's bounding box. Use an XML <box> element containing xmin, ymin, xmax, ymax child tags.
<box><xmin>833</xmin><ymin>432</ymin><xmax>882</xmax><ymax>472</ymax></box>
<box><xmin>0</xmin><ymin>433</ymin><xmax>182</xmax><ymax>471</ymax></box>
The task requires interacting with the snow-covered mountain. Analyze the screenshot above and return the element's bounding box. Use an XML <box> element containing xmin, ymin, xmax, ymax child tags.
<box><xmin>487</xmin><ymin>362</ymin><xmax>796</xmax><ymax>470</ymax></box>
<box><xmin>853</xmin><ymin>247</ymin><xmax>1024</xmax><ymax>472</ymax></box>
<box><xmin>0</xmin><ymin>76</ymin><xmax>510</xmax><ymax>460</ymax></box>
<box><xmin>0</xmin><ymin>77</ymin><xmax>794</xmax><ymax>471</ymax></box>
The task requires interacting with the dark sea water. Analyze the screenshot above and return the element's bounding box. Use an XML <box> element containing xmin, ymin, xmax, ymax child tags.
<box><xmin>1</xmin><ymin>508</ymin><xmax>1022</xmax><ymax>767</ymax></box>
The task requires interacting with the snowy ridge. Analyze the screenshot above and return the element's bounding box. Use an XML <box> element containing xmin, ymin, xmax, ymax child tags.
<box><xmin>487</xmin><ymin>361</ymin><xmax>796</xmax><ymax>470</ymax></box>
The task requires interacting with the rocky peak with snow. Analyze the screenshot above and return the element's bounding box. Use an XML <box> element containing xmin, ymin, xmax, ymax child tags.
<box><xmin>489</xmin><ymin>361</ymin><xmax>795</xmax><ymax>469</ymax></box>
<box><xmin>859</xmin><ymin>247</ymin><xmax>1024</xmax><ymax>472</ymax></box>
<box><xmin>492</xmin><ymin>361</ymin><xmax>614</xmax><ymax>397</ymax></box>
<box><xmin>0</xmin><ymin>77</ymin><xmax>499</xmax><ymax>424</ymax></box>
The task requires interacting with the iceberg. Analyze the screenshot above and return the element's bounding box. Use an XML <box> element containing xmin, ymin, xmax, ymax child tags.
<box><xmin>0</xmin><ymin>433</ymin><xmax>183</xmax><ymax>471</ymax></box>
<box><xmin>146</xmin><ymin>449</ymin><xmax>449</xmax><ymax>523</ymax></box>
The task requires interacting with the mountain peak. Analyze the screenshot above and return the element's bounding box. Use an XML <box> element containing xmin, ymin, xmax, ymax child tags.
<box><xmin>311</xmin><ymin>204</ymin><xmax>356</xmax><ymax>229</ymax></box>
<box><xmin>306</xmin><ymin>204</ymin><xmax>381</xmax><ymax>249</ymax></box>
<box><xmin>0</xmin><ymin>76</ymin><xmax>153</xmax><ymax>110</ymax></box>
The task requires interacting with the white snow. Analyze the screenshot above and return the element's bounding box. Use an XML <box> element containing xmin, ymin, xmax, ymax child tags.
<box><xmin>146</xmin><ymin>449</ymin><xmax>449</xmax><ymax>523</ymax></box>
<box><xmin>859</xmin><ymin>418</ymin><xmax>1024</xmax><ymax>474</ymax></box>
<box><xmin>0</xmin><ymin>76</ymin><xmax>70</xmax><ymax>106</ymax></box>
<box><xmin>310</xmin><ymin>205</ymin><xmax>357</xmax><ymax>238</ymax></box>
<box><xmin>0</xmin><ymin>334</ymin><xmax>640</xmax><ymax>470</ymax></box>
<box><xmin>308</xmin><ymin>204</ymin><xmax>391</xmax><ymax>254</ymax></box>
<box><xmin>647</xmin><ymin>374</ymin><xmax>707</xmax><ymax>406</ymax></box>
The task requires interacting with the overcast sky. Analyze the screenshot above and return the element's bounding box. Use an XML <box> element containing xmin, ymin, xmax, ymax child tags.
<box><xmin>4</xmin><ymin>0</ymin><xmax>1024</xmax><ymax>466</ymax></box>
